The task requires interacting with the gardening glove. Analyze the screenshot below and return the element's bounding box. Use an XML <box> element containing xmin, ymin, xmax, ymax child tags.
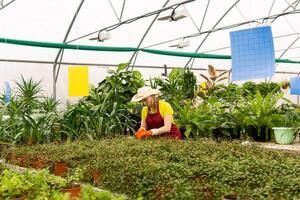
<box><xmin>135</xmin><ymin>127</ymin><xmax>146</xmax><ymax>139</ymax></box>
<box><xmin>149</xmin><ymin>128</ymin><xmax>160</xmax><ymax>135</ymax></box>
<box><xmin>139</xmin><ymin>130</ymin><xmax>153</xmax><ymax>139</ymax></box>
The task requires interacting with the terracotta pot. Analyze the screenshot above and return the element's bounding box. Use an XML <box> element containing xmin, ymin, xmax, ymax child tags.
<box><xmin>31</xmin><ymin>158</ymin><xmax>45</xmax><ymax>169</ymax></box>
<box><xmin>54</xmin><ymin>162</ymin><xmax>68</xmax><ymax>176</ymax></box>
<box><xmin>7</xmin><ymin>152</ymin><xmax>17</xmax><ymax>164</ymax></box>
<box><xmin>91</xmin><ymin>169</ymin><xmax>101</xmax><ymax>184</ymax></box>
<box><xmin>61</xmin><ymin>186</ymin><xmax>81</xmax><ymax>199</ymax></box>
<box><xmin>17</xmin><ymin>155</ymin><xmax>29</xmax><ymax>167</ymax></box>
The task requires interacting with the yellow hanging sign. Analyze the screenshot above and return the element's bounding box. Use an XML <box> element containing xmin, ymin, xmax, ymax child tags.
<box><xmin>68</xmin><ymin>66</ymin><xmax>89</xmax><ymax>96</ymax></box>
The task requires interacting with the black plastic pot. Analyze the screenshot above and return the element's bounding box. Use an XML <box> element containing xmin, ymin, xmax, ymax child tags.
<box><xmin>213</xmin><ymin>127</ymin><xmax>241</xmax><ymax>142</ymax></box>
<box><xmin>246</xmin><ymin>126</ymin><xmax>271</xmax><ymax>141</ymax></box>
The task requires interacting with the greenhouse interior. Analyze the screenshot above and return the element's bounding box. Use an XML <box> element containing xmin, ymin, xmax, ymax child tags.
<box><xmin>1</xmin><ymin>0</ymin><xmax>300</xmax><ymax>199</ymax></box>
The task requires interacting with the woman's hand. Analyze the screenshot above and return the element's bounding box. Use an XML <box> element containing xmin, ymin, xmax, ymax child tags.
<box><xmin>135</xmin><ymin>128</ymin><xmax>153</xmax><ymax>139</ymax></box>
<box><xmin>149</xmin><ymin>128</ymin><xmax>159</xmax><ymax>135</ymax></box>
<box><xmin>135</xmin><ymin>127</ymin><xmax>146</xmax><ymax>139</ymax></box>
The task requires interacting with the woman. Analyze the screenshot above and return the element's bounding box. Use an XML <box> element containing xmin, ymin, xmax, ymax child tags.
<box><xmin>131</xmin><ymin>86</ymin><xmax>182</xmax><ymax>140</ymax></box>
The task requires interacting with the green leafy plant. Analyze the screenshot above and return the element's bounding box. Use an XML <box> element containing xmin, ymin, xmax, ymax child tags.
<box><xmin>95</xmin><ymin>63</ymin><xmax>144</xmax><ymax>104</ymax></box>
<box><xmin>0</xmin><ymin>168</ymin><xmax>68</xmax><ymax>199</ymax></box>
<box><xmin>243</xmin><ymin>91</ymin><xmax>284</xmax><ymax>140</ymax></box>
<box><xmin>276</xmin><ymin>110</ymin><xmax>300</xmax><ymax>127</ymax></box>
<box><xmin>241</xmin><ymin>81</ymin><xmax>281</xmax><ymax>98</ymax></box>
<box><xmin>15</xmin><ymin>75</ymin><xmax>43</xmax><ymax>113</ymax></box>
<box><xmin>151</xmin><ymin>68</ymin><xmax>197</xmax><ymax>109</ymax></box>
<box><xmin>241</xmin><ymin>81</ymin><xmax>257</xmax><ymax>97</ymax></box>
<box><xmin>80</xmin><ymin>185</ymin><xmax>126</xmax><ymax>200</ymax></box>
<box><xmin>41</xmin><ymin>96</ymin><xmax>60</xmax><ymax>112</ymax></box>
<box><xmin>0</xmin><ymin>77</ymin><xmax>61</xmax><ymax>144</ymax></box>
<box><xmin>257</xmin><ymin>82</ymin><xmax>281</xmax><ymax>97</ymax></box>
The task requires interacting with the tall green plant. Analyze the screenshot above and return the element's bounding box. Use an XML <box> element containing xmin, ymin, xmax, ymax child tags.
<box><xmin>152</xmin><ymin>68</ymin><xmax>197</xmax><ymax>107</ymax></box>
<box><xmin>243</xmin><ymin>91</ymin><xmax>284</xmax><ymax>137</ymax></box>
<box><xmin>15</xmin><ymin>76</ymin><xmax>42</xmax><ymax>113</ymax></box>
<box><xmin>95</xmin><ymin>63</ymin><xmax>144</xmax><ymax>104</ymax></box>
<box><xmin>0</xmin><ymin>77</ymin><xmax>60</xmax><ymax>144</ymax></box>
<box><xmin>173</xmin><ymin>100</ymin><xmax>214</xmax><ymax>138</ymax></box>
<box><xmin>59</xmin><ymin>64</ymin><xmax>144</xmax><ymax>140</ymax></box>
<box><xmin>41</xmin><ymin>96</ymin><xmax>60</xmax><ymax>112</ymax></box>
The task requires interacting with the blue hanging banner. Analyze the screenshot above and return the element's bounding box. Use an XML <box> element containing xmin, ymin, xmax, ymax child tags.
<box><xmin>230</xmin><ymin>26</ymin><xmax>275</xmax><ymax>81</ymax></box>
<box><xmin>290</xmin><ymin>77</ymin><xmax>300</xmax><ymax>95</ymax></box>
<box><xmin>4</xmin><ymin>81</ymin><xmax>11</xmax><ymax>104</ymax></box>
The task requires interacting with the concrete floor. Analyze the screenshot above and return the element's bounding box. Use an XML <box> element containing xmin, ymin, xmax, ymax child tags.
<box><xmin>252</xmin><ymin>135</ymin><xmax>300</xmax><ymax>152</ymax></box>
<box><xmin>258</xmin><ymin>142</ymin><xmax>300</xmax><ymax>152</ymax></box>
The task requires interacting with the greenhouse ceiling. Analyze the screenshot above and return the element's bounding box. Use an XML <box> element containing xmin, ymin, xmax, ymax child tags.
<box><xmin>0</xmin><ymin>0</ymin><xmax>300</xmax><ymax>99</ymax></box>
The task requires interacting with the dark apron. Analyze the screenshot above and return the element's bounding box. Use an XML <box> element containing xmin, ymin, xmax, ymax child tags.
<box><xmin>145</xmin><ymin>104</ymin><xmax>182</xmax><ymax>140</ymax></box>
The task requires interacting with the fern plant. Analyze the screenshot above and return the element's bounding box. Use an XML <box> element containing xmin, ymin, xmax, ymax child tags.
<box><xmin>243</xmin><ymin>91</ymin><xmax>284</xmax><ymax>139</ymax></box>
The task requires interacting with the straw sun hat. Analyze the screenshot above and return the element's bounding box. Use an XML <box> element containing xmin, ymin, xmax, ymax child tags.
<box><xmin>131</xmin><ymin>86</ymin><xmax>161</xmax><ymax>102</ymax></box>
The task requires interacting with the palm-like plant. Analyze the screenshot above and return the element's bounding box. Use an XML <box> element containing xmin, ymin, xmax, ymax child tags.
<box><xmin>15</xmin><ymin>76</ymin><xmax>42</xmax><ymax>113</ymax></box>
<box><xmin>173</xmin><ymin>100</ymin><xmax>215</xmax><ymax>138</ymax></box>
<box><xmin>41</xmin><ymin>96</ymin><xmax>60</xmax><ymax>112</ymax></box>
<box><xmin>243</xmin><ymin>91</ymin><xmax>284</xmax><ymax>140</ymax></box>
<box><xmin>15</xmin><ymin>76</ymin><xmax>41</xmax><ymax>100</ymax></box>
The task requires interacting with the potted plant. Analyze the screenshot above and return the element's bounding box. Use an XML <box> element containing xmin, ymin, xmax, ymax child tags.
<box><xmin>198</xmin><ymin>64</ymin><xmax>229</xmax><ymax>100</ymax></box>
<box><xmin>244</xmin><ymin>91</ymin><xmax>284</xmax><ymax>141</ymax></box>
<box><xmin>60</xmin><ymin>167</ymin><xmax>84</xmax><ymax>198</ymax></box>
<box><xmin>53</xmin><ymin>161</ymin><xmax>69</xmax><ymax>177</ymax></box>
<box><xmin>87</xmin><ymin>160</ymin><xmax>102</xmax><ymax>185</ymax></box>
<box><xmin>272</xmin><ymin>111</ymin><xmax>300</xmax><ymax>144</ymax></box>
<box><xmin>31</xmin><ymin>156</ymin><xmax>45</xmax><ymax>170</ymax></box>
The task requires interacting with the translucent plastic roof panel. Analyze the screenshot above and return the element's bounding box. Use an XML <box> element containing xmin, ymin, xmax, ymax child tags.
<box><xmin>0</xmin><ymin>0</ymin><xmax>300</xmax><ymax>100</ymax></box>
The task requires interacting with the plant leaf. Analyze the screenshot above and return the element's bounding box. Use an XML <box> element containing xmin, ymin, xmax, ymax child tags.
<box><xmin>117</xmin><ymin>63</ymin><xmax>129</xmax><ymax>71</ymax></box>
<box><xmin>218</xmin><ymin>70</ymin><xmax>229</xmax><ymax>78</ymax></box>
<box><xmin>200</xmin><ymin>74</ymin><xmax>211</xmax><ymax>82</ymax></box>
<box><xmin>208</xmin><ymin>65</ymin><xmax>217</xmax><ymax>77</ymax></box>
<box><xmin>215</xmin><ymin>76</ymin><xmax>228</xmax><ymax>83</ymax></box>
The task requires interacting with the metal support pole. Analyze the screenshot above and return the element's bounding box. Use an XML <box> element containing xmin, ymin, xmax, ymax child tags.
<box><xmin>52</xmin><ymin>0</ymin><xmax>85</xmax><ymax>100</ymax></box>
<box><xmin>162</xmin><ymin>64</ymin><xmax>168</xmax><ymax>76</ymax></box>
<box><xmin>127</xmin><ymin>0</ymin><xmax>170</xmax><ymax>69</ymax></box>
<box><xmin>227</xmin><ymin>69</ymin><xmax>232</xmax><ymax>84</ymax></box>
<box><xmin>185</xmin><ymin>0</ymin><xmax>240</xmax><ymax>68</ymax></box>
<box><xmin>297</xmin><ymin>73</ymin><xmax>300</xmax><ymax>105</ymax></box>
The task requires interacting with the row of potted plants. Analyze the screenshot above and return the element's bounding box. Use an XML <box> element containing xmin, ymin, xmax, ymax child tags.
<box><xmin>0</xmin><ymin>63</ymin><xmax>144</xmax><ymax>144</ymax></box>
<box><xmin>0</xmin><ymin>164</ymin><xmax>125</xmax><ymax>200</ymax></box>
<box><xmin>0</xmin><ymin>63</ymin><xmax>297</xmax><ymax>144</ymax></box>
<box><xmin>3</xmin><ymin>138</ymin><xmax>300</xmax><ymax>199</ymax></box>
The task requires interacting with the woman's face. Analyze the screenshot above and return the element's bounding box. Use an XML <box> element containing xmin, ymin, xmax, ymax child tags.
<box><xmin>142</xmin><ymin>96</ymin><xmax>153</xmax><ymax>107</ymax></box>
